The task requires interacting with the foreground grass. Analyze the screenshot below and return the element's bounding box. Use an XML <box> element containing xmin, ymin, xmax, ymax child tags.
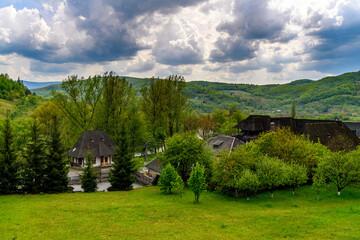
<box><xmin>0</xmin><ymin>185</ymin><xmax>359</xmax><ymax>240</ymax></box>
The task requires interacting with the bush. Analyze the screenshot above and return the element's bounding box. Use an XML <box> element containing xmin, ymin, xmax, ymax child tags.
<box><xmin>159</xmin><ymin>164</ymin><xmax>183</xmax><ymax>194</ymax></box>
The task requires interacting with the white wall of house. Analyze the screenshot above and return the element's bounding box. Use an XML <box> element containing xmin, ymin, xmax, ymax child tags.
<box><xmin>72</xmin><ymin>156</ymin><xmax>113</xmax><ymax>167</ymax></box>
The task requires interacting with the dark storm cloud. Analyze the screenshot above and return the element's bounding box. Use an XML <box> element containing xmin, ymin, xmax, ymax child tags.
<box><xmin>303</xmin><ymin>3</ymin><xmax>360</xmax><ymax>73</ymax></box>
<box><xmin>210</xmin><ymin>0</ymin><xmax>292</xmax><ymax>63</ymax></box>
<box><xmin>0</xmin><ymin>0</ymin><xmax>207</xmax><ymax>64</ymax></box>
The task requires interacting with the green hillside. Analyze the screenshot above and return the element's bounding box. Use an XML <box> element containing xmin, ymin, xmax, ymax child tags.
<box><xmin>0</xmin><ymin>74</ymin><xmax>44</xmax><ymax>119</ymax></box>
<box><xmin>31</xmin><ymin>71</ymin><xmax>360</xmax><ymax>120</ymax></box>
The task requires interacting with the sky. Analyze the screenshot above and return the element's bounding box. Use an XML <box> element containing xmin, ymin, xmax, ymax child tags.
<box><xmin>0</xmin><ymin>0</ymin><xmax>360</xmax><ymax>84</ymax></box>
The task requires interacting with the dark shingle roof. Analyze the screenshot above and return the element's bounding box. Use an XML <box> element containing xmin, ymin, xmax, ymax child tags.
<box><xmin>206</xmin><ymin>134</ymin><xmax>245</xmax><ymax>154</ymax></box>
<box><xmin>233</xmin><ymin>115</ymin><xmax>271</xmax><ymax>131</ymax></box>
<box><xmin>145</xmin><ymin>158</ymin><xmax>162</xmax><ymax>173</ymax></box>
<box><xmin>68</xmin><ymin>130</ymin><xmax>117</xmax><ymax>159</ymax></box>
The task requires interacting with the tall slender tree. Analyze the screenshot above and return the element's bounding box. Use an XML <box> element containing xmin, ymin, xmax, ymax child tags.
<box><xmin>290</xmin><ymin>102</ymin><xmax>296</xmax><ymax>118</ymax></box>
<box><xmin>23</xmin><ymin>120</ymin><xmax>46</xmax><ymax>194</ymax></box>
<box><xmin>0</xmin><ymin>113</ymin><xmax>20</xmax><ymax>194</ymax></box>
<box><xmin>108</xmin><ymin>125</ymin><xmax>135</xmax><ymax>191</ymax></box>
<box><xmin>45</xmin><ymin>117</ymin><xmax>69</xmax><ymax>193</ymax></box>
<box><xmin>80</xmin><ymin>151</ymin><xmax>98</xmax><ymax>193</ymax></box>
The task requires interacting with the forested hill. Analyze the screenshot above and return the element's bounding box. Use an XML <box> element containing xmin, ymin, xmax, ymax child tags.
<box><xmin>0</xmin><ymin>74</ymin><xmax>43</xmax><ymax>118</ymax></box>
<box><xmin>32</xmin><ymin>71</ymin><xmax>360</xmax><ymax>120</ymax></box>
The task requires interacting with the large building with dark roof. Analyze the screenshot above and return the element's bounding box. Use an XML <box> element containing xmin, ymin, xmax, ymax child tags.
<box><xmin>234</xmin><ymin>115</ymin><xmax>360</xmax><ymax>151</ymax></box>
<box><xmin>69</xmin><ymin>130</ymin><xmax>117</xmax><ymax>167</ymax></box>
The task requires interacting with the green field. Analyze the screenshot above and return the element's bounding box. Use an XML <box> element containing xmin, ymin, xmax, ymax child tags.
<box><xmin>0</xmin><ymin>185</ymin><xmax>359</xmax><ymax>240</ymax></box>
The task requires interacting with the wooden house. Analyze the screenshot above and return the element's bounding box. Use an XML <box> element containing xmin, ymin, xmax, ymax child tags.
<box><xmin>69</xmin><ymin>130</ymin><xmax>117</xmax><ymax>167</ymax></box>
<box><xmin>234</xmin><ymin>115</ymin><xmax>360</xmax><ymax>151</ymax></box>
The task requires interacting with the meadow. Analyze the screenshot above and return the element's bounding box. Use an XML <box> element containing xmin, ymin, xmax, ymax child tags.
<box><xmin>0</xmin><ymin>185</ymin><xmax>359</xmax><ymax>240</ymax></box>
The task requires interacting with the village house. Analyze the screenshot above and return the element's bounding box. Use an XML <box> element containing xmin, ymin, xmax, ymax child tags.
<box><xmin>234</xmin><ymin>115</ymin><xmax>360</xmax><ymax>151</ymax></box>
<box><xmin>206</xmin><ymin>134</ymin><xmax>245</xmax><ymax>155</ymax></box>
<box><xmin>68</xmin><ymin>130</ymin><xmax>117</xmax><ymax>167</ymax></box>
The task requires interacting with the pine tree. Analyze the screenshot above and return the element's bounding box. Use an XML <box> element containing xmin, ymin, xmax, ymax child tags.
<box><xmin>45</xmin><ymin>117</ymin><xmax>69</xmax><ymax>193</ymax></box>
<box><xmin>0</xmin><ymin>114</ymin><xmax>20</xmax><ymax>194</ymax></box>
<box><xmin>108</xmin><ymin>126</ymin><xmax>135</xmax><ymax>191</ymax></box>
<box><xmin>290</xmin><ymin>102</ymin><xmax>296</xmax><ymax>118</ymax></box>
<box><xmin>23</xmin><ymin>120</ymin><xmax>46</xmax><ymax>194</ymax></box>
<box><xmin>80</xmin><ymin>152</ymin><xmax>98</xmax><ymax>193</ymax></box>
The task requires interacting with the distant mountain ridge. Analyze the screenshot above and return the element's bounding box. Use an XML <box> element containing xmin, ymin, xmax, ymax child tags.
<box><xmin>23</xmin><ymin>81</ymin><xmax>61</xmax><ymax>89</ymax></box>
<box><xmin>31</xmin><ymin>71</ymin><xmax>360</xmax><ymax>120</ymax></box>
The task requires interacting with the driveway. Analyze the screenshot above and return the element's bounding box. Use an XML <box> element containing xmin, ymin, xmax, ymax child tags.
<box><xmin>70</xmin><ymin>182</ymin><xmax>143</xmax><ymax>192</ymax></box>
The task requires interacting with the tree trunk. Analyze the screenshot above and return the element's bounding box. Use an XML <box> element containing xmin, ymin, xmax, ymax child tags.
<box><xmin>317</xmin><ymin>192</ymin><xmax>319</xmax><ymax>201</ymax></box>
<box><xmin>271</xmin><ymin>191</ymin><xmax>274</xmax><ymax>199</ymax></box>
<box><xmin>235</xmin><ymin>189</ymin><xmax>239</xmax><ymax>198</ymax></box>
<box><xmin>246</xmin><ymin>197</ymin><xmax>249</xmax><ymax>201</ymax></box>
<box><xmin>292</xmin><ymin>187</ymin><xmax>295</xmax><ymax>195</ymax></box>
<box><xmin>337</xmin><ymin>191</ymin><xmax>341</xmax><ymax>196</ymax></box>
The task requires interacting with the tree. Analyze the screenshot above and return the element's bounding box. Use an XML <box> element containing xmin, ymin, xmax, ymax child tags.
<box><xmin>23</xmin><ymin>120</ymin><xmax>47</xmax><ymax>194</ymax></box>
<box><xmin>80</xmin><ymin>152</ymin><xmax>98</xmax><ymax>193</ymax></box>
<box><xmin>158</xmin><ymin>163</ymin><xmax>183</xmax><ymax>194</ymax></box>
<box><xmin>140</xmin><ymin>76</ymin><xmax>189</xmax><ymax>149</ymax></box>
<box><xmin>312</xmin><ymin>173</ymin><xmax>326</xmax><ymax>201</ymax></box>
<box><xmin>235</xmin><ymin>169</ymin><xmax>260</xmax><ymax>201</ymax></box>
<box><xmin>108</xmin><ymin>126</ymin><xmax>135</xmax><ymax>191</ymax></box>
<box><xmin>0</xmin><ymin>114</ymin><xmax>20</xmax><ymax>194</ymax></box>
<box><xmin>282</xmin><ymin>163</ymin><xmax>308</xmax><ymax>195</ymax></box>
<box><xmin>159</xmin><ymin>132</ymin><xmax>214</xmax><ymax>182</ymax></box>
<box><xmin>290</xmin><ymin>102</ymin><xmax>296</xmax><ymax>118</ymax></box>
<box><xmin>212</xmin><ymin>141</ymin><xmax>259</xmax><ymax>193</ymax></box>
<box><xmin>44</xmin><ymin>117</ymin><xmax>69</xmax><ymax>193</ymax></box>
<box><xmin>256</xmin><ymin>156</ymin><xmax>285</xmax><ymax>199</ymax></box>
<box><xmin>317</xmin><ymin>151</ymin><xmax>360</xmax><ymax>195</ymax></box>
<box><xmin>188</xmin><ymin>163</ymin><xmax>207</xmax><ymax>203</ymax></box>
<box><xmin>51</xmin><ymin>75</ymin><xmax>103</xmax><ymax>133</ymax></box>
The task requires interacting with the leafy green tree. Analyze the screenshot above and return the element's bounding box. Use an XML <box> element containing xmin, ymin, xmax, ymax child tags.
<box><xmin>255</xmin><ymin>128</ymin><xmax>330</xmax><ymax>171</ymax></box>
<box><xmin>188</xmin><ymin>163</ymin><xmax>207</xmax><ymax>203</ymax></box>
<box><xmin>235</xmin><ymin>169</ymin><xmax>260</xmax><ymax>201</ymax></box>
<box><xmin>256</xmin><ymin>156</ymin><xmax>285</xmax><ymax>199</ymax></box>
<box><xmin>159</xmin><ymin>163</ymin><xmax>183</xmax><ymax>194</ymax></box>
<box><xmin>80</xmin><ymin>152</ymin><xmax>98</xmax><ymax>193</ymax></box>
<box><xmin>282</xmin><ymin>163</ymin><xmax>308</xmax><ymax>195</ymax></box>
<box><xmin>0</xmin><ymin>114</ymin><xmax>20</xmax><ymax>194</ymax></box>
<box><xmin>141</xmin><ymin>76</ymin><xmax>189</xmax><ymax>149</ymax></box>
<box><xmin>317</xmin><ymin>150</ymin><xmax>360</xmax><ymax>195</ymax></box>
<box><xmin>23</xmin><ymin>120</ymin><xmax>47</xmax><ymax>194</ymax></box>
<box><xmin>312</xmin><ymin>173</ymin><xmax>326</xmax><ymax>201</ymax></box>
<box><xmin>159</xmin><ymin>132</ymin><xmax>214</xmax><ymax>182</ymax></box>
<box><xmin>290</xmin><ymin>102</ymin><xmax>296</xmax><ymax>118</ymax></box>
<box><xmin>51</xmin><ymin>75</ymin><xmax>103</xmax><ymax>133</ymax></box>
<box><xmin>44</xmin><ymin>117</ymin><xmax>69</xmax><ymax>193</ymax></box>
<box><xmin>108</xmin><ymin>126</ymin><xmax>135</xmax><ymax>191</ymax></box>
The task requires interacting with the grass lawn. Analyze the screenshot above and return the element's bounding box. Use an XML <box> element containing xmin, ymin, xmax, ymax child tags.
<box><xmin>0</xmin><ymin>185</ymin><xmax>359</xmax><ymax>240</ymax></box>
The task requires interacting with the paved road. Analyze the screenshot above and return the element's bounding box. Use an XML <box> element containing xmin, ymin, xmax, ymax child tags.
<box><xmin>70</xmin><ymin>182</ymin><xmax>143</xmax><ymax>192</ymax></box>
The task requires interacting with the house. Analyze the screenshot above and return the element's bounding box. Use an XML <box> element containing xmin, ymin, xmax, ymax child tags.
<box><xmin>206</xmin><ymin>134</ymin><xmax>245</xmax><ymax>155</ymax></box>
<box><xmin>344</xmin><ymin>122</ymin><xmax>360</xmax><ymax>137</ymax></box>
<box><xmin>68</xmin><ymin>130</ymin><xmax>117</xmax><ymax>167</ymax></box>
<box><xmin>234</xmin><ymin>115</ymin><xmax>360</xmax><ymax>151</ymax></box>
<box><xmin>145</xmin><ymin>158</ymin><xmax>162</xmax><ymax>175</ymax></box>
